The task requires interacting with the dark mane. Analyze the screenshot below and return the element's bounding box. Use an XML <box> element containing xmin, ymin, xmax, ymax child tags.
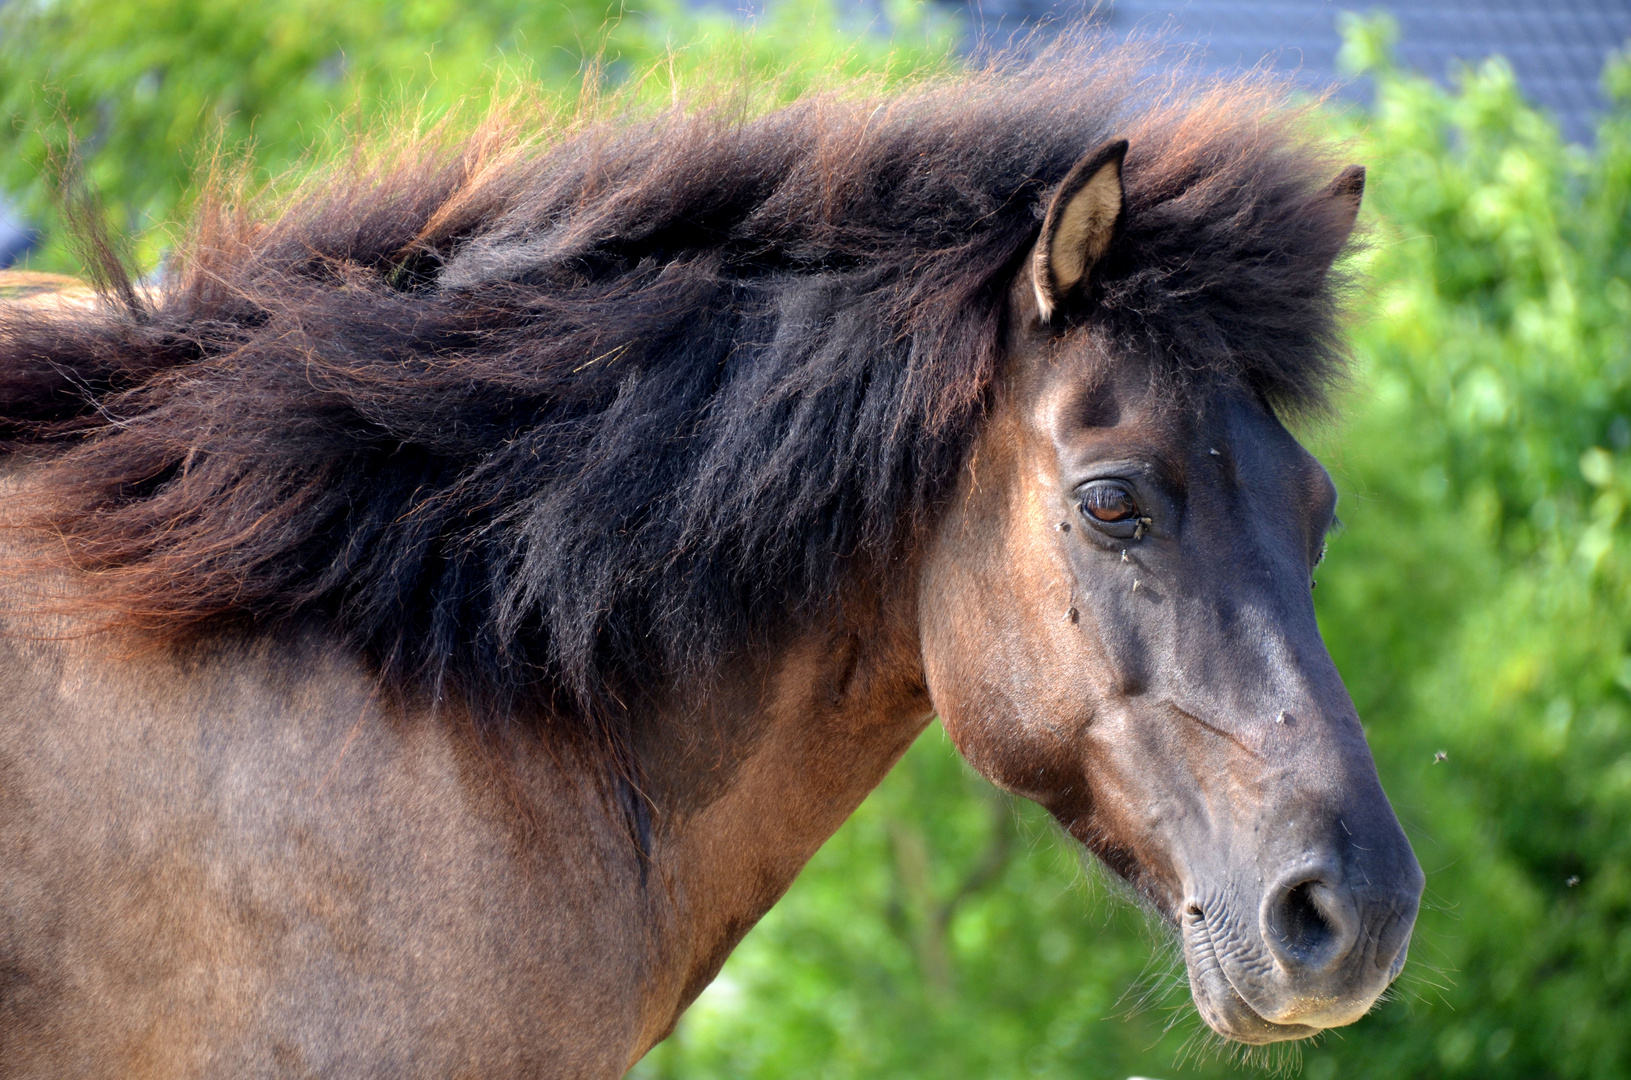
<box><xmin>0</xmin><ymin>37</ymin><xmax>1356</xmax><ymax>741</ymax></box>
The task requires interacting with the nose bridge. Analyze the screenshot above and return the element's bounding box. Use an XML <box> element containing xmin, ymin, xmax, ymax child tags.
<box><xmin>1199</xmin><ymin>579</ymin><xmax>1398</xmax><ymax>870</ymax></box>
<box><xmin>1168</xmin><ymin>541</ymin><xmax>1352</xmax><ymax>747</ymax></box>
<box><xmin>1156</xmin><ymin>537</ymin><xmax>1386</xmax><ymax>873</ymax></box>
<box><xmin>1162</xmin><ymin>512</ymin><xmax>1421</xmax><ymax>925</ymax></box>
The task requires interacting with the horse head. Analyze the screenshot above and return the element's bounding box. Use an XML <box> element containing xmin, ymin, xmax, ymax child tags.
<box><xmin>919</xmin><ymin>142</ymin><xmax>1424</xmax><ymax>1043</ymax></box>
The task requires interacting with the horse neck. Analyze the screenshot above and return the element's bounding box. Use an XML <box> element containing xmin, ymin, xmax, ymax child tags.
<box><xmin>625</xmin><ymin>583</ymin><xmax>934</xmax><ymax>1059</ymax></box>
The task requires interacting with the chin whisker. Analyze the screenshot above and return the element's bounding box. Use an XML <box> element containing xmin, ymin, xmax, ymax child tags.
<box><xmin>1173</xmin><ymin>1024</ymin><xmax>1313</xmax><ymax>1078</ymax></box>
<box><xmin>1379</xmin><ymin>935</ymin><xmax>1459</xmax><ymax>1014</ymax></box>
<box><xmin>1230</xmin><ymin>1037</ymin><xmax>1308</xmax><ymax>1077</ymax></box>
<box><xmin>1114</xmin><ymin>933</ymin><xmax>1187</xmax><ymax>1020</ymax></box>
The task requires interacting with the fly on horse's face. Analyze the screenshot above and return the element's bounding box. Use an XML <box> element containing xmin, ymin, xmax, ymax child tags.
<box><xmin>920</xmin><ymin>143</ymin><xmax>1424</xmax><ymax>1043</ymax></box>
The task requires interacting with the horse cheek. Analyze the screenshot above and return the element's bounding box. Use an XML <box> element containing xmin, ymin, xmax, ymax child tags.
<box><xmin>920</xmin><ymin>551</ymin><xmax>1100</xmax><ymax>806</ymax></box>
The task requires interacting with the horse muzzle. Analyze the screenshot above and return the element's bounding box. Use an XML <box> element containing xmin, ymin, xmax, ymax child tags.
<box><xmin>1177</xmin><ymin>860</ymin><xmax>1421</xmax><ymax>1044</ymax></box>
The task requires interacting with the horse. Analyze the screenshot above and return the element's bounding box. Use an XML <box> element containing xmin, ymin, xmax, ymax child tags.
<box><xmin>0</xmin><ymin>43</ymin><xmax>1423</xmax><ymax>1078</ymax></box>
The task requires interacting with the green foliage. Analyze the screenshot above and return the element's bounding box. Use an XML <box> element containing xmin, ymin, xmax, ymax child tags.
<box><xmin>644</xmin><ymin>16</ymin><xmax>1631</xmax><ymax>1080</ymax></box>
<box><xmin>8</xmin><ymin>3</ymin><xmax>1631</xmax><ymax>1076</ymax></box>
<box><xmin>0</xmin><ymin>0</ymin><xmax>954</xmax><ymax>270</ymax></box>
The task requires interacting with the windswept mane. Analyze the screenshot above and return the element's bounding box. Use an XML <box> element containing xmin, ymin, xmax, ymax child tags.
<box><xmin>0</xmin><ymin>37</ymin><xmax>1356</xmax><ymax>739</ymax></box>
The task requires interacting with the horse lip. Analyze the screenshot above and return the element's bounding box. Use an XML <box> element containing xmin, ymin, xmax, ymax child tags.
<box><xmin>1181</xmin><ymin>905</ymin><xmax>1324</xmax><ymax>1044</ymax></box>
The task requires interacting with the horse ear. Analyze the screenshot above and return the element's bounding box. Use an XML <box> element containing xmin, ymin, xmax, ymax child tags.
<box><xmin>1321</xmin><ymin>164</ymin><xmax>1366</xmax><ymax>244</ymax></box>
<box><xmin>1030</xmin><ymin>139</ymin><xmax>1128</xmax><ymax>324</ymax></box>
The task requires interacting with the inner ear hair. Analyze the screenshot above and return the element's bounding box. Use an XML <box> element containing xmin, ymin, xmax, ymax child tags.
<box><xmin>1031</xmin><ymin>138</ymin><xmax>1128</xmax><ymax>324</ymax></box>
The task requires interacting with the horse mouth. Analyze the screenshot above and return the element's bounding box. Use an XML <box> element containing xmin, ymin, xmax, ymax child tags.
<box><xmin>1180</xmin><ymin>906</ymin><xmax>1324</xmax><ymax>1045</ymax></box>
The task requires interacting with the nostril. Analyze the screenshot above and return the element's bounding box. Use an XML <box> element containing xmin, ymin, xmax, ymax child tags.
<box><xmin>1278</xmin><ymin>881</ymin><xmax>1335</xmax><ymax>957</ymax></box>
<box><xmin>1264</xmin><ymin>875</ymin><xmax>1357</xmax><ymax>974</ymax></box>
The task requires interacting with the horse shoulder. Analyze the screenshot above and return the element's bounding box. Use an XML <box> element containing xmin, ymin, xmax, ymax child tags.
<box><xmin>0</xmin><ymin>539</ymin><xmax>646</xmax><ymax>1077</ymax></box>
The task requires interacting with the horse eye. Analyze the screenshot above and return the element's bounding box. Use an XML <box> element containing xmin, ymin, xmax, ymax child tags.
<box><xmin>1080</xmin><ymin>481</ymin><xmax>1138</xmax><ymax>525</ymax></box>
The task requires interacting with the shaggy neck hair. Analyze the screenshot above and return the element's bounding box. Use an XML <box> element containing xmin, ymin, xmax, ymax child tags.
<box><xmin>0</xmin><ymin>39</ymin><xmax>1355</xmax><ymax>744</ymax></box>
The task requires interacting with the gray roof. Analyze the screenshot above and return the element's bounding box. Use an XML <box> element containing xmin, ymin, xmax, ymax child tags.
<box><xmin>952</xmin><ymin>0</ymin><xmax>1631</xmax><ymax>144</ymax></box>
<box><xmin>0</xmin><ymin>203</ymin><xmax>32</xmax><ymax>270</ymax></box>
